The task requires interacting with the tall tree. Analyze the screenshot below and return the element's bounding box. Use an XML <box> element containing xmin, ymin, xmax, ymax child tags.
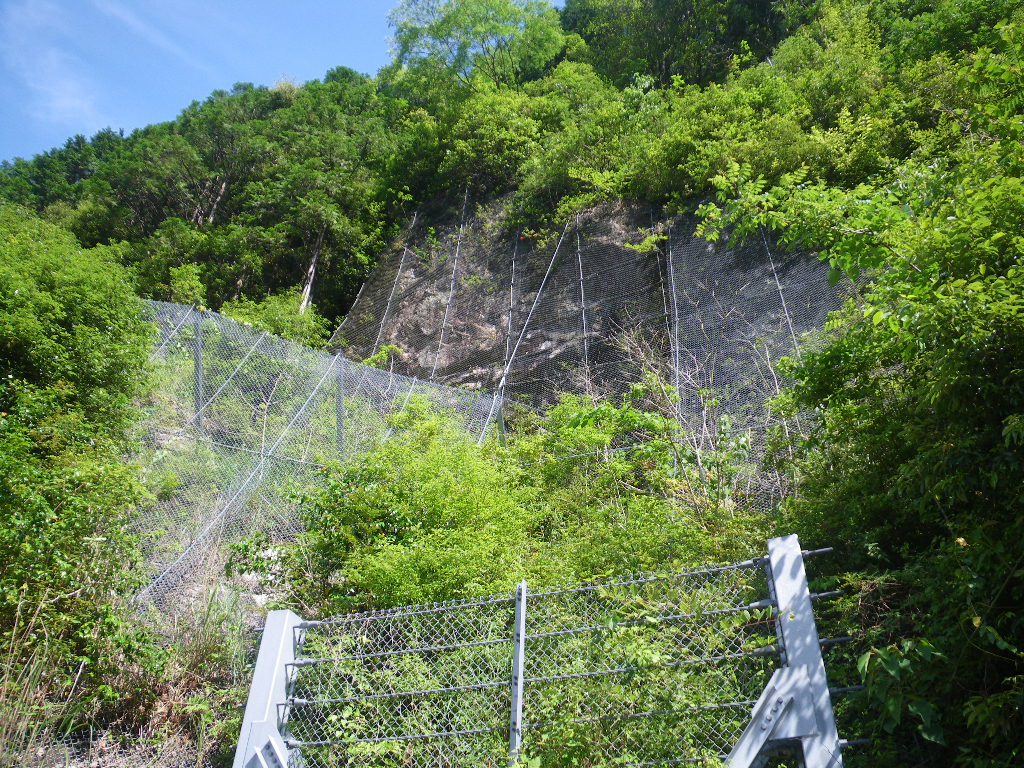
<box><xmin>561</xmin><ymin>0</ymin><xmax>781</xmax><ymax>86</ymax></box>
<box><xmin>390</xmin><ymin>0</ymin><xmax>565</xmax><ymax>90</ymax></box>
<box><xmin>240</xmin><ymin>76</ymin><xmax>398</xmax><ymax>316</ymax></box>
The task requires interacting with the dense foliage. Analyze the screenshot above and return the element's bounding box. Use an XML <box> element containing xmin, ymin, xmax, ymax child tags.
<box><xmin>0</xmin><ymin>72</ymin><xmax>407</xmax><ymax>325</ymax></box>
<box><xmin>0</xmin><ymin>209</ymin><xmax>251</xmax><ymax>765</ymax></box>
<box><xmin>229</xmin><ymin>389</ymin><xmax>766</xmax><ymax>616</ymax></box>
<box><xmin>2</xmin><ymin>0</ymin><xmax>1024</xmax><ymax>765</ymax></box>
<box><xmin>0</xmin><ymin>205</ymin><xmax>160</xmax><ymax>748</ymax></box>
<box><xmin>698</xmin><ymin>19</ymin><xmax>1024</xmax><ymax>764</ymax></box>
<box><xmin>3</xmin><ymin>0</ymin><xmax>1017</xmax><ymax>331</ymax></box>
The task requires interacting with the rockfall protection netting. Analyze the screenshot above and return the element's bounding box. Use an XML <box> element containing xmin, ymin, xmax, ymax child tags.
<box><xmin>284</xmin><ymin>559</ymin><xmax>777</xmax><ymax>768</ymax></box>
<box><xmin>331</xmin><ymin>199</ymin><xmax>848</xmax><ymax>510</ymax></box>
<box><xmin>136</xmin><ymin>301</ymin><xmax>500</xmax><ymax>612</ymax></box>
<box><xmin>136</xmin><ymin>199</ymin><xmax>847</xmax><ymax>611</ymax></box>
<box><xmin>332</xmin><ymin>204</ymin><xmax>668</xmax><ymax>407</ymax></box>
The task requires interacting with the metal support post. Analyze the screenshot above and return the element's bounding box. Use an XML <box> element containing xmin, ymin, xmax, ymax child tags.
<box><xmin>233</xmin><ymin>610</ymin><xmax>304</xmax><ymax>768</ymax></box>
<box><xmin>727</xmin><ymin>535</ymin><xmax>844</xmax><ymax>768</ymax></box>
<box><xmin>575</xmin><ymin>214</ymin><xmax>590</xmax><ymax>373</ymax></box>
<box><xmin>495</xmin><ymin>403</ymin><xmax>508</xmax><ymax>446</ymax></box>
<box><xmin>509</xmin><ymin>581</ymin><xmax>528</xmax><ymax>766</ymax></box>
<box><xmin>335</xmin><ymin>353</ymin><xmax>346</xmax><ymax>456</ymax></box>
<box><xmin>182</xmin><ymin>330</ymin><xmax>267</xmax><ymax>434</ymax></box>
<box><xmin>193</xmin><ymin>312</ymin><xmax>204</xmax><ymax>432</ymax></box>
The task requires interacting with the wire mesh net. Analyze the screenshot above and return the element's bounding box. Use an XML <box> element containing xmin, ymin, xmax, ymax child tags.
<box><xmin>288</xmin><ymin>594</ymin><xmax>517</xmax><ymax>768</ymax></box>
<box><xmin>331</xmin><ymin>198</ymin><xmax>848</xmax><ymax>504</ymax></box>
<box><xmin>136</xmin><ymin>197</ymin><xmax>846</xmax><ymax>612</ymax></box>
<box><xmin>665</xmin><ymin>223</ymin><xmax>845</xmax><ymax>511</ymax></box>
<box><xmin>330</xmin><ymin>202</ymin><xmax>671</xmax><ymax>408</ymax></box>
<box><xmin>285</xmin><ymin>560</ymin><xmax>776</xmax><ymax>768</ymax></box>
<box><xmin>520</xmin><ymin>565</ymin><xmax>777</xmax><ymax>767</ymax></box>
<box><xmin>137</xmin><ymin>301</ymin><xmax>501</xmax><ymax>613</ymax></box>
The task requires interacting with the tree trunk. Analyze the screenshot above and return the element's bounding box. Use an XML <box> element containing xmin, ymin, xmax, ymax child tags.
<box><xmin>232</xmin><ymin>263</ymin><xmax>249</xmax><ymax>301</ymax></box>
<box><xmin>299</xmin><ymin>227</ymin><xmax>327</xmax><ymax>314</ymax></box>
<box><xmin>206</xmin><ymin>179</ymin><xmax>228</xmax><ymax>225</ymax></box>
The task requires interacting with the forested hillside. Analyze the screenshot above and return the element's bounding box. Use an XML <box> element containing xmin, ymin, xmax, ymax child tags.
<box><xmin>2</xmin><ymin>0</ymin><xmax>1023</xmax><ymax>765</ymax></box>
<box><xmin>3</xmin><ymin>0</ymin><xmax>1011</xmax><ymax>330</ymax></box>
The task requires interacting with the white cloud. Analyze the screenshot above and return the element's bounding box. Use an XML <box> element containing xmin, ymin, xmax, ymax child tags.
<box><xmin>27</xmin><ymin>49</ymin><xmax>104</xmax><ymax>129</ymax></box>
<box><xmin>89</xmin><ymin>0</ymin><xmax>216</xmax><ymax>76</ymax></box>
<box><xmin>0</xmin><ymin>0</ymin><xmax>105</xmax><ymax>133</ymax></box>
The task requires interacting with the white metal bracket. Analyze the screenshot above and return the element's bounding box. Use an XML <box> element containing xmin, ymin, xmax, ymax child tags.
<box><xmin>233</xmin><ymin>610</ymin><xmax>304</xmax><ymax>768</ymax></box>
<box><xmin>727</xmin><ymin>535</ymin><xmax>844</xmax><ymax>768</ymax></box>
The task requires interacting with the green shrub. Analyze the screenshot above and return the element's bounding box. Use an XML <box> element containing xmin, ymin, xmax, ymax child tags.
<box><xmin>230</xmin><ymin>387</ymin><xmax>766</xmax><ymax>616</ymax></box>
<box><xmin>0</xmin><ymin>205</ymin><xmax>162</xmax><ymax>737</ymax></box>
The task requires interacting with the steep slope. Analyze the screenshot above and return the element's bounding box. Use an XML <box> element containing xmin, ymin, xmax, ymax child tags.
<box><xmin>333</xmin><ymin>198</ymin><xmax>846</xmax><ymax>483</ymax></box>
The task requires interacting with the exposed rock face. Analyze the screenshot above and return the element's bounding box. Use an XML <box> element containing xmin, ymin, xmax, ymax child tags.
<box><xmin>332</xmin><ymin>199</ymin><xmax>664</xmax><ymax>404</ymax></box>
<box><xmin>331</xmin><ymin>197</ymin><xmax>845</xmax><ymax>422</ymax></box>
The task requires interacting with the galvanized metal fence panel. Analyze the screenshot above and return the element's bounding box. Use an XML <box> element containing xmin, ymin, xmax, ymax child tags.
<box><xmin>519</xmin><ymin>565</ymin><xmax>776</xmax><ymax>766</ymax></box>
<box><xmin>289</xmin><ymin>594</ymin><xmax>518</xmax><ymax>767</ymax></box>
<box><xmin>235</xmin><ymin>536</ymin><xmax>846</xmax><ymax>768</ymax></box>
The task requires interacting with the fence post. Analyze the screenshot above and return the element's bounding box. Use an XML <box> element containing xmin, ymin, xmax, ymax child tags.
<box><xmin>727</xmin><ymin>536</ymin><xmax>844</xmax><ymax>767</ymax></box>
<box><xmin>233</xmin><ymin>610</ymin><xmax>304</xmax><ymax>768</ymax></box>
<box><xmin>509</xmin><ymin>580</ymin><xmax>528</xmax><ymax>766</ymax></box>
<box><xmin>496</xmin><ymin>404</ymin><xmax>508</xmax><ymax>446</ymax></box>
<box><xmin>193</xmin><ymin>311</ymin><xmax>204</xmax><ymax>432</ymax></box>
<box><xmin>770</xmin><ymin>535</ymin><xmax>843</xmax><ymax>768</ymax></box>
<box><xmin>335</xmin><ymin>353</ymin><xmax>346</xmax><ymax>456</ymax></box>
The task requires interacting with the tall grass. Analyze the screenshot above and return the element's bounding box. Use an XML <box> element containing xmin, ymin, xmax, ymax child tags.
<box><xmin>0</xmin><ymin>598</ymin><xmax>83</xmax><ymax>768</ymax></box>
<box><xmin>1</xmin><ymin>586</ymin><xmax>255</xmax><ymax>767</ymax></box>
<box><xmin>164</xmin><ymin>587</ymin><xmax>252</xmax><ymax>766</ymax></box>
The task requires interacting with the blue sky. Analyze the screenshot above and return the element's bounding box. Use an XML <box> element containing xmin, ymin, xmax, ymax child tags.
<box><xmin>0</xmin><ymin>0</ymin><xmax>397</xmax><ymax>161</ymax></box>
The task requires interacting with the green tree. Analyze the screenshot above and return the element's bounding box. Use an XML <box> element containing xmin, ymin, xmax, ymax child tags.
<box><xmin>221</xmin><ymin>288</ymin><xmax>332</xmax><ymax>347</ymax></box>
<box><xmin>561</xmin><ymin>0</ymin><xmax>782</xmax><ymax>87</ymax></box>
<box><xmin>0</xmin><ymin>204</ymin><xmax>159</xmax><ymax>726</ymax></box>
<box><xmin>390</xmin><ymin>0</ymin><xmax>565</xmax><ymax>90</ymax></box>
<box><xmin>239</xmin><ymin>75</ymin><xmax>400</xmax><ymax>318</ymax></box>
<box><xmin>229</xmin><ymin>387</ymin><xmax>763</xmax><ymax>614</ymax></box>
<box><xmin>699</xmin><ymin>24</ymin><xmax>1024</xmax><ymax>763</ymax></box>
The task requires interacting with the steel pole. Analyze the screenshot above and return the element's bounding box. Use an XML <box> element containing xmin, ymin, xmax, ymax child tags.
<box><xmin>509</xmin><ymin>581</ymin><xmax>528</xmax><ymax>766</ymax></box>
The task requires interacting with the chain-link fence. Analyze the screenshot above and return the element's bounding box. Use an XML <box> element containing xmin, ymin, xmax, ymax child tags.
<box><xmin>137</xmin><ymin>301</ymin><xmax>501</xmax><ymax>612</ymax></box>
<box><xmin>283</xmin><ymin>560</ymin><xmax>777</xmax><ymax>768</ymax></box>
<box><xmin>288</xmin><ymin>594</ymin><xmax>517</xmax><ymax>768</ymax></box>
<box><xmin>235</xmin><ymin>537</ymin><xmax>849</xmax><ymax>768</ymax></box>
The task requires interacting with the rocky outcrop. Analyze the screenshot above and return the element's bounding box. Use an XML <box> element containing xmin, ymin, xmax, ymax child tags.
<box><xmin>331</xmin><ymin>196</ymin><xmax>845</xmax><ymax>417</ymax></box>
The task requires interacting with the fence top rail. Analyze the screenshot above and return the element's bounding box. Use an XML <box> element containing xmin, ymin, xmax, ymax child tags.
<box><xmin>528</xmin><ymin>558</ymin><xmax>764</xmax><ymax>599</ymax></box>
<box><xmin>298</xmin><ymin>592</ymin><xmax>517</xmax><ymax>629</ymax></box>
<box><xmin>298</xmin><ymin>557</ymin><xmax>767</xmax><ymax>631</ymax></box>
